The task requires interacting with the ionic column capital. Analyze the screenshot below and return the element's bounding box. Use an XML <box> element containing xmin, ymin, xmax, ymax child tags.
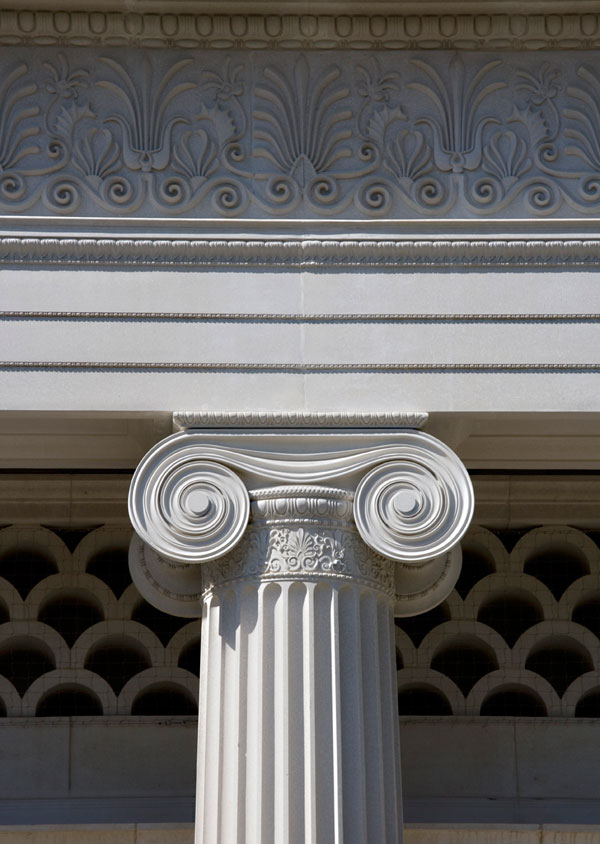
<box><xmin>128</xmin><ymin>423</ymin><xmax>474</xmax><ymax>617</ymax></box>
<box><xmin>199</xmin><ymin>485</ymin><xmax>398</xmax><ymax>602</ymax></box>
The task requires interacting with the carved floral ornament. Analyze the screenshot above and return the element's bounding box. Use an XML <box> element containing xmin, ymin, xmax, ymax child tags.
<box><xmin>127</xmin><ymin>429</ymin><xmax>474</xmax><ymax>618</ymax></box>
<box><xmin>4</xmin><ymin>47</ymin><xmax>600</xmax><ymax>219</ymax></box>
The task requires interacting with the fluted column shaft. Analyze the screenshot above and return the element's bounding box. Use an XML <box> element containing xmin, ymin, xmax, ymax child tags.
<box><xmin>127</xmin><ymin>423</ymin><xmax>475</xmax><ymax>844</ymax></box>
<box><xmin>196</xmin><ymin>488</ymin><xmax>401</xmax><ymax>844</ymax></box>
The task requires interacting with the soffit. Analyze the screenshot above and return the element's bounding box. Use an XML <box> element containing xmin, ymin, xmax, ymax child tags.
<box><xmin>0</xmin><ymin>468</ymin><xmax>598</xmax><ymax>528</ymax></box>
<box><xmin>0</xmin><ymin>412</ymin><xmax>599</xmax><ymax>472</ymax></box>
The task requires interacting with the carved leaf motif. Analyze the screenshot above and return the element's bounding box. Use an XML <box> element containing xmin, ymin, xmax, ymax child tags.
<box><xmin>409</xmin><ymin>56</ymin><xmax>506</xmax><ymax>173</ymax></box>
<box><xmin>366</xmin><ymin>105</ymin><xmax>407</xmax><ymax>147</ymax></box>
<box><xmin>196</xmin><ymin>104</ymin><xmax>236</xmax><ymax>146</ymax></box>
<box><xmin>482</xmin><ymin>130</ymin><xmax>531</xmax><ymax>185</ymax></box>
<box><xmin>565</xmin><ymin>66</ymin><xmax>600</xmax><ymax>171</ymax></box>
<box><xmin>201</xmin><ymin>60</ymin><xmax>244</xmax><ymax>104</ymax></box>
<box><xmin>384</xmin><ymin>129</ymin><xmax>433</xmax><ymax>184</ymax></box>
<box><xmin>7</xmin><ymin>52</ymin><xmax>600</xmax><ymax>218</ymax></box>
<box><xmin>516</xmin><ymin>64</ymin><xmax>562</xmax><ymax>107</ymax></box>
<box><xmin>508</xmin><ymin>105</ymin><xmax>549</xmax><ymax>149</ymax></box>
<box><xmin>173</xmin><ymin>129</ymin><xmax>218</xmax><ymax>185</ymax></box>
<box><xmin>201</xmin><ymin>525</ymin><xmax>396</xmax><ymax>596</ymax></box>
<box><xmin>54</xmin><ymin>102</ymin><xmax>95</xmax><ymax>141</ymax></box>
<box><xmin>43</xmin><ymin>54</ymin><xmax>88</xmax><ymax>101</ymax></box>
<box><xmin>98</xmin><ymin>57</ymin><xmax>195</xmax><ymax>172</ymax></box>
<box><xmin>72</xmin><ymin>127</ymin><xmax>120</xmax><ymax>183</ymax></box>
<box><xmin>285</xmin><ymin>528</ymin><xmax>319</xmax><ymax>569</ymax></box>
<box><xmin>262</xmin><ymin>527</ymin><xmax>348</xmax><ymax>574</ymax></box>
<box><xmin>0</xmin><ymin>64</ymin><xmax>40</xmax><ymax>172</ymax></box>
<box><xmin>318</xmin><ymin>532</ymin><xmax>346</xmax><ymax>573</ymax></box>
<box><xmin>253</xmin><ymin>56</ymin><xmax>353</xmax><ymax>180</ymax></box>
<box><xmin>356</xmin><ymin>59</ymin><xmax>401</xmax><ymax>102</ymax></box>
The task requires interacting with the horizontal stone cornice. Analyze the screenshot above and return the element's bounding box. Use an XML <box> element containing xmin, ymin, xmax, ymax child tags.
<box><xmin>1</xmin><ymin>9</ymin><xmax>600</xmax><ymax>50</ymax></box>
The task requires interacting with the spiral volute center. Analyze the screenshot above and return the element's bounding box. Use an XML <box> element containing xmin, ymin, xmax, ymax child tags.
<box><xmin>129</xmin><ymin>449</ymin><xmax>250</xmax><ymax>564</ymax></box>
<box><xmin>353</xmin><ymin>452</ymin><xmax>473</xmax><ymax>563</ymax></box>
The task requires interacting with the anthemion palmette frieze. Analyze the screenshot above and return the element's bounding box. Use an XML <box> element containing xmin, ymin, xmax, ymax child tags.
<box><xmin>127</xmin><ymin>420</ymin><xmax>473</xmax><ymax>843</ymax></box>
<box><xmin>4</xmin><ymin>47</ymin><xmax>600</xmax><ymax>222</ymax></box>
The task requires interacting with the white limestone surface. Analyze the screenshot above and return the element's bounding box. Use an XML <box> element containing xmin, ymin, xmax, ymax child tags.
<box><xmin>1</xmin><ymin>267</ymin><xmax>599</xmax><ymax>412</ymax></box>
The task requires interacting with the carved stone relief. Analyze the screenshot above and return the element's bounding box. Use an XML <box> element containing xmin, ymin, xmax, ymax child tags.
<box><xmin>4</xmin><ymin>48</ymin><xmax>600</xmax><ymax>219</ymax></box>
<box><xmin>1</xmin><ymin>12</ymin><xmax>599</xmax><ymax>52</ymax></box>
<box><xmin>127</xmin><ymin>428</ymin><xmax>474</xmax><ymax>617</ymax></box>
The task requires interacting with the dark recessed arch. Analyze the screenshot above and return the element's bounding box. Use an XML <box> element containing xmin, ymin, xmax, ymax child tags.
<box><xmin>0</xmin><ymin>549</ymin><xmax>57</xmax><ymax>599</ymax></box>
<box><xmin>131</xmin><ymin>684</ymin><xmax>198</xmax><ymax>716</ymax></box>
<box><xmin>85</xmin><ymin>638</ymin><xmax>152</xmax><ymax>694</ymax></box>
<box><xmin>36</xmin><ymin>685</ymin><xmax>103</xmax><ymax>717</ymax></box>
<box><xmin>575</xmin><ymin>689</ymin><xmax>600</xmax><ymax>718</ymax></box>
<box><xmin>454</xmin><ymin>548</ymin><xmax>495</xmax><ymax>599</ymax></box>
<box><xmin>395</xmin><ymin>602</ymin><xmax>450</xmax><ymax>647</ymax></box>
<box><xmin>39</xmin><ymin>592</ymin><xmax>104</xmax><ymax>647</ymax></box>
<box><xmin>178</xmin><ymin>639</ymin><xmax>201</xmax><ymax>677</ymax></box>
<box><xmin>398</xmin><ymin>686</ymin><xmax>452</xmax><ymax>716</ymax></box>
<box><xmin>572</xmin><ymin>597</ymin><xmax>600</xmax><ymax>638</ymax></box>
<box><xmin>132</xmin><ymin>599</ymin><xmax>190</xmax><ymax>646</ymax></box>
<box><xmin>477</xmin><ymin>592</ymin><xmax>543</xmax><ymax>647</ymax></box>
<box><xmin>0</xmin><ymin>640</ymin><xmax>55</xmax><ymax>696</ymax></box>
<box><xmin>524</xmin><ymin>547</ymin><xmax>588</xmax><ymax>600</ymax></box>
<box><xmin>431</xmin><ymin>638</ymin><xmax>498</xmax><ymax>696</ymax></box>
<box><xmin>86</xmin><ymin>547</ymin><xmax>132</xmax><ymax>598</ymax></box>
<box><xmin>525</xmin><ymin>637</ymin><xmax>593</xmax><ymax>697</ymax></box>
<box><xmin>481</xmin><ymin>686</ymin><xmax>547</xmax><ymax>717</ymax></box>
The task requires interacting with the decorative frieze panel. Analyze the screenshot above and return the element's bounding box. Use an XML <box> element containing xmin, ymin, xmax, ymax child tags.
<box><xmin>4</xmin><ymin>48</ymin><xmax>600</xmax><ymax>220</ymax></box>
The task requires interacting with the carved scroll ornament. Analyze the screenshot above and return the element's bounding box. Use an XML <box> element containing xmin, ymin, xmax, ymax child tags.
<box><xmin>3</xmin><ymin>48</ymin><xmax>600</xmax><ymax>221</ymax></box>
<box><xmin>128</xmin><ymin>429</ymin><xmax>474</xmax><ymax>618</ymax></box>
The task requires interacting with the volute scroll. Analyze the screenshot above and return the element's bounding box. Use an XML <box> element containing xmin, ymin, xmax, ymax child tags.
<box><xmin>353</xmin><ymin>438</ymin><xmax>474</xmax><ymax>563</ymax></box>
<box><xmin>128</xmin><ymin>444</ymin><xmax>250</xmax><ymax>565</ymax></box>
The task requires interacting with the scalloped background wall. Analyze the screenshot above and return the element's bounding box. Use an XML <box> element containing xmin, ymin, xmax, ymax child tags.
<box><xmin>0</xmin><ymin>525</ymin><xmax>199</xmax><ymax>717</ymax></box>
<box><xmin>396</xmin><ymin>524</ymin><xmax>600</xmax><ymax>718</ymax></box>
<box><xmin>1</xmin><ymin>521</ymin><xmax>600</xmax><ymax>720</ymax></box>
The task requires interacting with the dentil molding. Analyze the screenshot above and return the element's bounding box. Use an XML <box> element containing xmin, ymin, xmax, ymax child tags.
<box><xmin>128</xmin><ymin>427</ymin><xmax>474</xmax><ymax>618</ymax></box>
<box><xmin>1</xmin><ymin>10</ymin><xmax>600</xmax><ymax>51</ymax></box>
